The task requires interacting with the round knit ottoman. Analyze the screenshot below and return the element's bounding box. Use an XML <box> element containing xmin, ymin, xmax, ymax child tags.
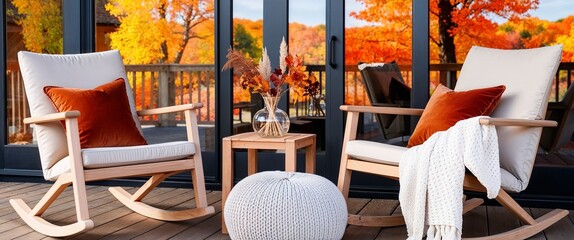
<box><xmin>224</xmin><ymin>171</ymin><xmax>347</xmax><ymax>240</ymax></box>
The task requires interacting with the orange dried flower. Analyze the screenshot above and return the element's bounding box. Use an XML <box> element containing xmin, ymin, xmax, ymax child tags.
<box><xmin>222</xmin><ymin>39</ymin><xmax>318</xmax><ymax>100</ymax></box>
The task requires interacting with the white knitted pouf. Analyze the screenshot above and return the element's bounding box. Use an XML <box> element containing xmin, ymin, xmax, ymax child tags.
<box><xmin>224</xmin><ymin>171</ymin><xmax>347</xmax><ymax>240</ymax></box>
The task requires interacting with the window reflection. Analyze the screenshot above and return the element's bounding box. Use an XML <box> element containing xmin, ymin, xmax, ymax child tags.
<box><xmin>6</xmin><ymin>0</ymin><xmax>63</xmax><ymax>145</ymax></box>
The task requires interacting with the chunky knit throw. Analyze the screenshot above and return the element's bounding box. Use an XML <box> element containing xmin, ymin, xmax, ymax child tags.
<box><xmin>399</xmin><ymin>116</ymin><xmax>501</xmax><ymax>240</ymax></box>
<box><xmin>224</xmin><ymin>171</ymin><xmax>348</xmax><ymax>240</ymax></box>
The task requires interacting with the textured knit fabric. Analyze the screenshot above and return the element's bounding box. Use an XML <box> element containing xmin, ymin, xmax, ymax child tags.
<box><xmin>399</xmin><ymin>116</ymin><xmax>501</xmax><ymax>240</ymax></box>
<box><xmin>224</xmin><ymin>171</ymin><xmax>347</xmax><ymax>240</ymax></box>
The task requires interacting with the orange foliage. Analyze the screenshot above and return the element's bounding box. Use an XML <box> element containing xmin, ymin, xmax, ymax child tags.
<box><xmin>348</xmin><ymin>0</ymin><xmax>541</xmax><ymax>64</ymax></box>
<box><xmin>289</xmin><ymin>23</ymin><xmax>326</xmax><ymax>64</ymax></box>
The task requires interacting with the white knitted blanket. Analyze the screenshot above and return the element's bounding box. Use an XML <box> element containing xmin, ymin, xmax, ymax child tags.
<box><xmin>399</xmin><ymin>117</ymin><xmax>501</xmax><ymax>240</ymax></box>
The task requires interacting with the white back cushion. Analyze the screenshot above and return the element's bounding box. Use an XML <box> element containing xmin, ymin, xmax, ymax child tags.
<box><xmin>18</xmin><ymin>50</ymin><xmax>142</xmax><ymax>175</ymax></box>
<box><xmin>455</xmin><ymin>45</ymin><xmax>562</xmax><ymax>192</ymax></box>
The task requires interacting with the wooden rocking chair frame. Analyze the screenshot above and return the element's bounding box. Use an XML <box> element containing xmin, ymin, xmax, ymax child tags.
<box><xmin>338</xmin><ymin>105</ymin><xmax>569</xmax><ymax>239</ymax></box>
<box><xmin>10</xmin><ymin>103</ymin><xmax>215</xmax><ymax>237</ymax></box>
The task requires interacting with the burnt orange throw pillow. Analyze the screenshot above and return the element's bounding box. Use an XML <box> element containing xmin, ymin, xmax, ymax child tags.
<box><xmin>44</xmin><ymin>78</ymin><xmax>147</xmax><ymax>149</ymax></box>
<box><xmin>407</xmin><ymin>84</ymin><xmax>506</xmax><ymax>148</ymax></box>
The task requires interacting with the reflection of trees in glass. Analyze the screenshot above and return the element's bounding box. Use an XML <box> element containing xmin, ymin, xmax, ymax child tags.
<box><xmin>12</xmin><ymin>0</ymin><xmax>62</xmax><ymax>53</ymax></box>
<box><xmin>559</xmin><ymin>25</ymin><xmax>574</xmax><ymax>61</ymax></box>
<box><xmin>347</xmin><ymin>0</ymin><xmax>548</xmax><ymax>64</ymax></box>
<box><xmin>289</xmin><ymin>23</ymin><xmax>326</xmax><ymax>65</ymax></box>
<box><xmin>106</xmin><ymin>0</ymin><xmax>214</xmax><ymax>64</ymax></box>
<box><xmin>234</xmin><ymin>24</ymin><xmax>261</xmax><ymax>60</ymax></box>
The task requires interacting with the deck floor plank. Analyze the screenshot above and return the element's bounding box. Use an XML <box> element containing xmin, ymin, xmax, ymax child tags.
<box><xmin>487</xmin><ymin>205</ymin><xmax>522</xmax><ymax>236</ymax></box>
<box><xmin>169</xmin><ymin>212</ymin><xmax>222</xmax><ymax>240</ymax></box>
<box><xmin>204</xmin><ymin>230</ymin><xmax>232</xmax><ymax>240</ymax></box>
<box><xmin>375</xmin><ymin>204</ymin><xmax>406</xmax><ymax>239</ymax></box>
<box><xmin>39</xmin><ymin>187</ymin><xmax>139</xmax><ymax>240</ymax></box>
<box><xmin>531</xmin><ymin>208</ymin><xmax>574</xmax><ymax>240</ymax></box>
<box><xmin>130</xmin><ymin>192</ymin><xmax>222</xmax><ymax>240</ymax></box>
<box><xmin>0</xmin><ymin>184</ymin><xmax>73</xmax><ymax>232</ymax></box>
<box><xmin>0</xmin><ymin>184</ymin><xmax>54</xmax><ymax>217</ymax></box>
<box><xmin>0</xmin><ymin>182</ymin><xmax>572</xmax><ymax>240</ymax></box>
<box><xmin>0</xmin><ymin>182</ymin><xmax>41</xmax><ymax>195</ymax></box>
<box><xmin>96</xmin><ymin>189</ymin><xmax>204</xmax><ymax>240</ymax></box>
<box><xmin>461</xmin><ymin>206</ymin><xmax>489</xmax><ymax>238</ymax></box>
<box><xmin>527</xmin><ymin>208</ymin><xmax>548</xmax><ymax>240</ymax></box>
<box><xmin>12</xmin><ymin>186</ymin><xmax>117</xmax><ymax>240</ymax></box>
<box><xmin>1</xmin><ymin>185</ymin><xmax>104</xmax><ymax>239</ymax></box>
<box><xmin>0</xmin><ymin>182</ymin><xmax>29</xmax><ymax>194</ymax></box>
<box><xmin>69</xmin><ymin>188</ymin><xmax>194</xmax><ymax>239</ymax></box>
<box><xmin>67</xmin><ymin>187</ymin><xmax>179</xmax><ymax>240</ymax></box>
<box><xmin>343</xmin><ymin>199</ymin><xmax>398</xmax><ymax>240</ymax></box>
<box><xmin>100</xmin><ymin>192</ymin><xmax>220</xmax><ymax>240</ymax></box>
<box><xmin>0</xmin><ymin>184</ymin><xmax>51</xmax><ymax>207</ymax></box>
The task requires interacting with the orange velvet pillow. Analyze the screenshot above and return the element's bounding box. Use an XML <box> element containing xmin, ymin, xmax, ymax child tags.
<box><xmin>44</xmin><ymin>78</ymin><xmax>147</xmax><ymax>149</ymax></box>
<box><xmin>407</xmin><ymin>84</ymin><xmax>506</xmax><ymax>148</ymax></box>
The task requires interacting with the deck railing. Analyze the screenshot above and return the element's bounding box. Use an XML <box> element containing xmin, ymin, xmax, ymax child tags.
<box><xmin>6</xmin><ymin>63</ymin><xmax>574</xmax><ymax>143</ymax></box>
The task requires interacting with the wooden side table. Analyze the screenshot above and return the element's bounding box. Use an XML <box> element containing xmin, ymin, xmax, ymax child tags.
<box><xmin>221</xmin><ymin>132</ymin><xmax>316</xmax><ymax>234</ymax></box>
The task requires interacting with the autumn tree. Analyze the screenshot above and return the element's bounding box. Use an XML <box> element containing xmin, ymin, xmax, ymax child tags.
<box><xmin>288</xmin><ymin>23</ymin><xmax>326</xmax><ymax>65</ymax></box>
<box><xmin>351</xmin><ymin>0</ymin><xmax>538</xmax><ymax>63</ymax></box>
<box><xmin>234</xmin><ymin>24</ymin><xmax>261</xmax><ymax>59</ymax></box>
<box><xmin>558</xmin><ymin>25</ymin><xmax>574</xmax><ymax>61</ymax></box>
<box><xmin>106</xmin><ymin>0</ymin><xmax>214</xmax><ymax>64</ymax></box>
<box><xmin>12</xmin><ymin>0</ymin><xmax>62</xmax><ymax>54</ymax></box>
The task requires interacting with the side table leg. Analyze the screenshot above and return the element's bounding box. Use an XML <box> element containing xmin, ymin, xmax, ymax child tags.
<box><xmin>285</xmin><ymin>141</ymin><xmax>296</xmax><ymax>172</ymax></box>
<box><xmin>247</xmin><ymin>149</ymin><xmax>258</xmax><ymax>175</ymax></box>
<box><xmin>222</xmin><ymin>139</ymin><xmax>234</xmax><ymax>234</ymax></box>
<box><xmin>305</xmin><ymin>137</ymin><xmax>316</xmax><ymax>173</ymax></box>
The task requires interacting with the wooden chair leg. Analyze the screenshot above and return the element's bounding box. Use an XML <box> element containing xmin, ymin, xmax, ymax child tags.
<box><xmin>462</xmin><ymin>198</ymin><xmax>484</xmax><ymax>214</ymax></box>
<box><xmin>191</xmin><ymin>167</ymin><xmax>209</xmax><ymax>208</ymax></box>
<box><xmin>337</xmin><ymin>166</ymin><xmax>352</xmax><ymax>199</ymax></box>
<box><xmin>131</xmin><ymin>172</ymin><xmax>179</xmax><ymax>201</ymax></box>
<box><xmin>9</xmin><ymin>173</ymin><xmax>94</xmax><ymax>237</ymax></box>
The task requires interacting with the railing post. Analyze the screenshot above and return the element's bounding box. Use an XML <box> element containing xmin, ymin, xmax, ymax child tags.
<box><xmin>158</xmin><ymin>65</ymin><xmax>174</xmax><ymax>127</ymax></box>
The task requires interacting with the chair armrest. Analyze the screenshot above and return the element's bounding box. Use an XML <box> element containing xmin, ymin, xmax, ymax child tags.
<box><xmin>478</xmin><ymin>118</ymin><xmax>557</xmax><ymax>127</ymax></box>
<box><xmin>137</xmin><ymin>103</ymin><xmax>204</xmax><ymax>116</ymax></box>
<box><xmin>339</xmin><ymin>105</ymin><xmax>424</xmax><ymax>116</ymax></box>
<box><xmin>23</xmin><ymin>111</ymin><xmax>81</xmax><ymax>125</ymax></box>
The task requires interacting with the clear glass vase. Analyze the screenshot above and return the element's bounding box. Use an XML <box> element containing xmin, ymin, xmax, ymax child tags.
<box><xmin>252</xmin><ymin>92</ymin><xmax>290</xmax><ymax>138</ymax></box>
<box><xmin>308</xmin><ymin>94</ymin><xmax>326</xmax><ymax>117</ymax></box>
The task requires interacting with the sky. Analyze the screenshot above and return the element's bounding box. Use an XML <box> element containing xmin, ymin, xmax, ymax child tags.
<box><xmin>232</xmin><ymin>0</ymin><xmax>574</xmax><ymax>27</ymax></box>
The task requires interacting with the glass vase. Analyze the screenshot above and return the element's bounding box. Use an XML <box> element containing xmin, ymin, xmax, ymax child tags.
<box><xmin>308</xmin><ymin>94</ymin><xmax>326</xmax><ymax>117</ymax></box>
<box><xmin>252</xmin><ymin>92</ymin><xmax>290</xmax><ymax>138</ymax></box>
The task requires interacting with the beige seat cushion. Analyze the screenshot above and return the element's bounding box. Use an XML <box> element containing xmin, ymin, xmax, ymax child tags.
<box><xmin>45</xmin><ymin>141</ymin><xmax>195</xmax><ymax>181</ymax></box>
<box><xmin>346</xmin><ymin>140</ymin><xmax>404</xmax><ymax>166</ymax></box>
<box><xmin>347</xmin><ymin>140</ymin><xmax>525</xmax><ymax>192</ymax></box>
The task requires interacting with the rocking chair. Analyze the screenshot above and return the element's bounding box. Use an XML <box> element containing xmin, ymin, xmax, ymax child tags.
<box><xmin>338</xmin><ymin>45</ymin><xmax>569</xmax><ymax>239</ymax></box>
<box><xmin>10</xmin><ymin>50</ymin><xmax>214</xmax><ymax>237</ymax></box>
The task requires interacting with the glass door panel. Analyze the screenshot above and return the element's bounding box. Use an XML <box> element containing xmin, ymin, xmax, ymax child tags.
<box><xmin>344</xmin><ymin>0</ymin><xmax>412</xmax><ymax>143</ymax></box>
<box><xmin>6</xmin><ymin>0</ymin><xmax>63</xmax><ymax>145</ymax></box>
<box><xmin>96</xmin><ymin>0</ymin><xmax>216</xmax><ymax>153</ymax></box>
<box><xmin>289</xmin><ymin>0</ymin><xmax>327</xmax><ymax>151</ymax></box>
<box><xmin>232</xmin><ymin>0</ymin><xmax>263</xmax><ymax>134</ymax></box>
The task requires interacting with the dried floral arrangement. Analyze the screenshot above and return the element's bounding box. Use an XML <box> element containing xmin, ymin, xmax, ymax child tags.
<box><xmin>222</xmin><ymin>37</ymin><xmax>318</xmax><ymax>100</ymax></box>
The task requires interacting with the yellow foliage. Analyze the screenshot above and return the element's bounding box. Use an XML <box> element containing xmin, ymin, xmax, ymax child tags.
<box><xmin>106</xmin><ymin>0</ymin><xmax>214</xmax><ymax>64</ymax></box>
<box><xmin>557</xmin><ymin>26</ymin><xmax>574</xmax><ymax>61</ymax></box>
<box><xmin>12</xmin><ymin>0</ymin><xmax>62</xmax><ymax>54</ymax></box>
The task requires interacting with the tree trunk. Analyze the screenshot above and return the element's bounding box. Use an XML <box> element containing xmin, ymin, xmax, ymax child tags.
<box><xmin>438</xmin><ymin>0</ymin><xmax>457</xmax><ymax>63</ymax></box>
<box><xmin>159</xmin><ymin>3</ymin><xmax>169</xmax><ymax>64</ymax></box>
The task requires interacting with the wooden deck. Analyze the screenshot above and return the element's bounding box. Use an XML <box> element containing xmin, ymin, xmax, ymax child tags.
<box><xmin>0</xmin><ymin>182</ymin><xmax>572</xmax><ymax>239</ymax></box>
